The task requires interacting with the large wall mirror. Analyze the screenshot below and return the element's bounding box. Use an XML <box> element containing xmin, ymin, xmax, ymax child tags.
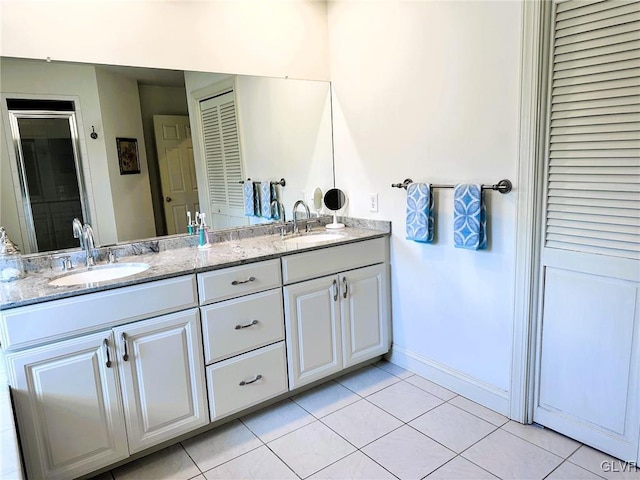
<box><xmin>0</xmin><ymin>57</ymin><xmax>335</xmax><ymax>254</ymax></box>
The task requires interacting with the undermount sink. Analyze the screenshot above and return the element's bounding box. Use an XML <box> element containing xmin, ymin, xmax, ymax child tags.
<box><xmin>283</xmin><ymin>232</ymin><xmax>346</xmax><ymax>245</ymax></box>
<box><xmin>49</xmin><ymin>263</ymin><xmax>150</xmax><ymax>287</ymax></box>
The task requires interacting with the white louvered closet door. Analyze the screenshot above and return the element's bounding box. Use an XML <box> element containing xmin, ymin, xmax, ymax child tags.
<box><xmin>534</xmin><ymin>0</ymin><xmax>640</xmax><ymax>462</ymax></box>
<box><xmin>200</xmin><ymin>91</ymin><xmax>247</xmax><ymax>229</ymax></box>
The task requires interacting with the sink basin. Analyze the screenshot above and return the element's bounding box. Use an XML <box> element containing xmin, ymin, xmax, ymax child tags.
<box><xmin>283</xmin><ymin>232</ymin><xmax>346</xmax><ymax>245</ymax></box>
<box><xmin>49</xmin><ymin>263</ymin><xmax>150</xmax><ymax>287</ymax></box>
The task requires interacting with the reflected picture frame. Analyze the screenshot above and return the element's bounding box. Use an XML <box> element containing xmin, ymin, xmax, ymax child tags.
<box><xmin>116</xmin><ymin>137</ymin><xmax>140</xmax><ymax>175</ymax></box>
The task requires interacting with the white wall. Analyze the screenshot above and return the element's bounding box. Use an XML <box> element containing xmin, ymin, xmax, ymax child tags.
<box><xmin>328</xmin><ymin>0</ymin><xmax>522</xmax><ymax>413</ymax></box>
<box><xmin>0</xmin><ymin>1</ymin><xmax>329</xmax><ymax>81</ymax></box>
<box><xmin>95</xmin><ymin>68</ymin><xmax>156</xmax><ymax>242</ymax></box>
<box><xmin>0</xmin><ymin>57</ymin><xmax>118</xmax><ymax>249</ymax></box>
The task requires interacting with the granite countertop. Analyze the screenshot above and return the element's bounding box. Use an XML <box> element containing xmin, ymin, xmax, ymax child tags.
<box><xmin>0</xmin><ymin>225</ymin><xmax>388</xmax><ymax>310</ymax></box>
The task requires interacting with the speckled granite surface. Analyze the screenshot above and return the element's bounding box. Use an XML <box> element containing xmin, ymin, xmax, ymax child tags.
<box><xmin>0</xmin><ymin>223</ymin><xmax>389</xmax><ymax>310</ymax></box>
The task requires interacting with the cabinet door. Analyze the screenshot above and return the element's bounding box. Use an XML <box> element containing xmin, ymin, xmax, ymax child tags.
<box><xmin>114</xmin><ymin>308</ymin><xmax>208</xmax><ymax>453</ymax></box>
<box><xmin>284</xmin><ymin>276</ymin><xmax>342</xmax><ymax>389</ymax></box>
<box><xmin>341</xmin><ymin>264</ymin><xmax>390</xmax><ymax>368</ymax></box>
<box><xmin>6</xmin><ymin>331</ymin><xmax>128</xmax><ymax>480</ymax></box>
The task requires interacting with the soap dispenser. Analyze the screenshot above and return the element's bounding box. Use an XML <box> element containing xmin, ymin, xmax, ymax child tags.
<box><xmin>0</xmin><ymin>226</ymin><xmax>25</xmax><ymax>282</ymax></box>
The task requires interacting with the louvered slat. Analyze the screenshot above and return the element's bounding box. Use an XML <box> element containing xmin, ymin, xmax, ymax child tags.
<box><xmin>545</xmin><ymin>1</ymin><xmax>640</xmax><ymax>259</ymax></box>
<box><xmin>200</xmin><ymin>92</ymin><xmax>244</xmax><ymax>209</ymax></box>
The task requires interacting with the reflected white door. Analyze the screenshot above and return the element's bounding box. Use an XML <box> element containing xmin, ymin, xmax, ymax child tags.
<box><xmin>153</xmin><ymin>115</ymin><xmax>198</xmax><ymax>235</ymax></box>
<box><xmin>533</xmin><ymin>0</ymin><xmax>640</xmax><ymax>462</ymax></box>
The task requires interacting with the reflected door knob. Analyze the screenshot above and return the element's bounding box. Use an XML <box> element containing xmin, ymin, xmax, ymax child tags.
<box><xmin>165</xmin><ymin>197</ymin><xmax>172</xmax><ymax>202</ymax></box>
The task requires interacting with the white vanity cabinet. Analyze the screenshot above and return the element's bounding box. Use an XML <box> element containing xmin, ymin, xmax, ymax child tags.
<box><xmin>282</xmin><ymin>238</ymin><xmax>390</xmax><ymax>390</ymax></box>
<box><xmin>198</xmin><ymin>259</ymin><xmax>288</xmax><ymax>421</ymax></box>
<box><xmin>4</xmin><ymin>275</ymin><xmax>208</xmax><ymax>480</ymax></box>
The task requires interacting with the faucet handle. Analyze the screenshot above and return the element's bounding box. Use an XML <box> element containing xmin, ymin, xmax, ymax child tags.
<box><xmin>107</xmin><ymin>249</ymin><xmax>117</xmax><ymax>264</ymax></box>
<box><xmin>278</xmin><ymin>225</ymin><xmax>288</xmax><ymax>239</ymax></box>
<box><xmin>60</xmin><ymin>256</ymin><xmax>73</xmax><ymax>272</ymax></box>
<box><xmin>305</xmin><ymin>219</ymin><xmax>320</xmax><ymax>233</ymax></box>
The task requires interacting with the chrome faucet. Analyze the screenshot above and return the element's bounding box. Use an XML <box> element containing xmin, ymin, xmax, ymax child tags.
<box><xmin>270</xmin><ymin>200</ymin><xmax>286</xmax><ymax>223</ymax></box>
<box><xmin>72</xmin><ymin>218</ymin><xmax>84</xmax><ymax>248</ymax></box>
<box><xmin>292</xmin><ymin>200</ymin><xmax>310</xmax><ymax>234</ymax></box>
<box><xmin>82</xmin><ymin>224</ymin><xmax>96</xmax><ymax>268</ymax></box>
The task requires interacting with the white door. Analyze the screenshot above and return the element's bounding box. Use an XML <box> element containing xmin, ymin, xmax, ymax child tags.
<box><xmin>114</xmin><ymin>309</ymin><xmax>208</xmax><ymax>453</ymax></box>
<box><xmin>341</xmin><ymin>264</ymin><xmax>390</xmax><ymax>368</ymax></box>
<box><xmin>284</xmin><ymin>275</ymin><xmax>342</xmax><ymax>389</ymax></box>
<box><xmin>153</xmin><ymin>115</ymin><xmax>198</xmax><ymax>235</ymax></box>
<box><xmin>533</xmin><ymin>0</ymin><xmax>640</xmax><ymax>462</ymax></box>
<box><xmin>6</xmin><ymin>331</ymin><xmax>128</xmax><ymax>480</ymax></box>
<box><xmin>199</xmin><ymin>91</ymin><xmax>248</xmax><ymax>229</ymax></box>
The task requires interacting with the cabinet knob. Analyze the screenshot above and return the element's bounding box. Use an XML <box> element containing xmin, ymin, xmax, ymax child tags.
<box><xmin>165</xmin><ymin>196</ymin><xmax>172</xmax><ymax>203</ymax></box>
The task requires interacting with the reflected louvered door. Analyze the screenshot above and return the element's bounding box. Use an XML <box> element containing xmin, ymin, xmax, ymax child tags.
<box><xmin>534</xmin><ymin>0</ymin><xmax>640</xmax><ymax>462</ymax></box>
<box><xmin>200</xmin><ymin>91</ymin><xmax>247</xmax><ymax>229</ymax></box>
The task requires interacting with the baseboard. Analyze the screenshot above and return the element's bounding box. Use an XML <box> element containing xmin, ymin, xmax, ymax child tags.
<box><xmin>387</xmin><ymin>344</ymin><xmax>510</xmax><ymax>417</ymax></box>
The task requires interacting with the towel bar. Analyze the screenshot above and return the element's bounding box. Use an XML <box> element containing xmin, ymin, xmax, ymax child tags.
<box><xmin>391</xmin><ymin>178</ymin><xmax>512</xmax><ymax>194</ymax></box>
<box><xmin>239</xmin><ymin>178</ymin><xmax>286</xmax><ymax>187</ymax></box>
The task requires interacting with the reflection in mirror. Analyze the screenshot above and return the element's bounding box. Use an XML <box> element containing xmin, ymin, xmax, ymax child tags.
<box><xmin>0</xmin><ymin>57</ymin><xmax>335</xmax><ymax>254</ymax></box>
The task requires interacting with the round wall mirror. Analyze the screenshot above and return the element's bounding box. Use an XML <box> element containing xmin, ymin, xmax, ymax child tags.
<box><xmin>323</xmin><ymin>188</ymin><xmax>346</xmax><ymax>229</ymax></box>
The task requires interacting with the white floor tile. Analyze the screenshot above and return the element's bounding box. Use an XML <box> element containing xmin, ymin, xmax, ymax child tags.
<box><xmin>268</xmin><ymin>421</ymin><xmax>356</xmax><ymax>478</ymax></box>
<box><xmin>374</xmin><ymin>360</ymin><xmax>413</xmax><ymax>379</ymax></box>
<box><xmin>241</xmin><ymin>399</ymin><xmax>315</xmax><ymax>443</ymax></box>
<box><xmin>292</xmin><ymin>380</ymin><xmax>360</xmax><ymax>418</ymax></box>
<box><xmin>203</xmin><ymin>445</ymin><xmax>297</xmax><ymax>480</ymax></box>
<box><xmin>568</xmin><ymin>445</ymin><xmax>640</xmax><ymax>479</ymax></box>
<box><xmin>547</xmin><ymin>461</ymin><xmax>605</xmax><ymax>480</ymax></box>
<box><xmin>322</xmin><ymin>399</ymin><xmax>402</xmax><ymax>448</ymax></box>
<box><xmin>462</xmin><ymin>429</ymin><xmax>563</xmax><ymax>480</ymax></box>
<box><xmin>502</xmin><ymin>421</ymin><xmax>581</xmax><ymax>458</ymax></box>
<box><xmin>362</xmin><ymin>425</ymin><xmax>455</xmax><ymax>479</ymax></box>
<box><xmin>448</xmin><ymin>395</ymin><xmax>509</xmax><ymax>426</ymax></box>
<box><xmin>336</xmin><ymin>365</ymin><xmax>400</xmax><ymax>397</ymax></box>
<box><xmin>309</xmin><ymin>451</ymin><xmax>396</xmax><ymax>480</ymax></box>
<box><xmin>405</xmin><ymin>375</ymin><xmax>456</xmax><ymax>401</ymax></box>
<box><xmin>182</xmin><ymin>420</ymin><xmax>262</xmax><ymax>472</ymax></box>
<box><xmin>367</xmin><ymin>380</ymin><xmax>443</xmax><ymax>422</ymax></box>
<box><xmin>410</xmin><ymin>403</ymin><xmax>496</xmax><ymax>453</ymax></box>
<box><xmin>112</xmin><ymin>444</ymin><xmax>200</xmax><ymax>480</ymax></box>
<box><xmin>426</xmin><ymin>456</ymin><xmax>498</xmax><ymax>479</ymax></box>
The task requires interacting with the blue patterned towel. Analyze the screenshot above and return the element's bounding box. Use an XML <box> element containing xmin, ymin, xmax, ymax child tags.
<box><xmin>453</xmin><ymin>184</ymin><xmax>487</xmax><ymax>250</ymax></box>
<box><xmin>406</xmin><ymin>183</ymin><xmax>434</xmax><ymax>243</ymax></box>
<box><xmin>243</xmin><ymin>180</ymin><xmax>257</xmax><ymax>217</ymax></box>
<box><xmin>260</xmin><ymin>181</ymin><xmax>273</xmax><ymax>218</ymax></box>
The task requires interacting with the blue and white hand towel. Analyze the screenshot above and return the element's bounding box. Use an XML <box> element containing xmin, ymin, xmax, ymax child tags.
<box><xmin>406</xmin><ymin>183</ymin><xmax>434</xmax><ymax>243</ymax></box>
<box><xmin>260</xmin><ymin>181</ymin><xmax>274</xmax><ymax>219</ymax></box>
<box><xmin>453</xmin><ymin>184</ymin><xmax>487</xmax><ymax>250</ymax></box>
<box><xmin>243</xmin><ymin>180</ymin><xmax>258</xmax><ymax>217</ymax></box>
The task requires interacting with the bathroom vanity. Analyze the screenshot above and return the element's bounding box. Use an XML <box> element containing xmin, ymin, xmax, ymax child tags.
<box><xmin>0</xmin><ymin>226</ymin><xmax>390</xmax><ymax>480</ymax></box>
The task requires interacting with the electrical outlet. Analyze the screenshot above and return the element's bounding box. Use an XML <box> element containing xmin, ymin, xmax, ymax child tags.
<box><xmin>369</xmin><ymin>193</ymin><xmax>378</xmax><ymax>212</ymax></box>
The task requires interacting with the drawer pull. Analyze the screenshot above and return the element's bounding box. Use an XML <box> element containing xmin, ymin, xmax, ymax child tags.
<box><xmin>235</xmin><ymin>319</ymin><xmax>259</xmax><ymax>330</ymax></box>
<box><xmin>231</xmin><ymin>276</ymin><xmax>256</xmax><ymax>286</ymax></box>
<box><xmin>239</xmin><ymin>374</ymin><xmax>263</xmax><ymax>386</ymax></box>
<box><xmin>103</xmin><ymin>339</ymin><xmax>112</xmax><ymax>368</ymax></box>
<box><xmin>121</xmin><ymin>332</ymin><xmax>129</xmax><ymax>361</ymax></box>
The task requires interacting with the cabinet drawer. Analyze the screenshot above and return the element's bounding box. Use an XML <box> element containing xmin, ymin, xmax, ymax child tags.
<box><xmin>197</xmin><ymin>260</ymin><xmax>281</xmax><ymax>305</ymax></box>
<box><xmin>206</xmin><ymin>342</ymin><xmax>287</xmax><ymax>421</ymax></box>
<box><xmin>201</xmin><ymin>289</ymin><xmax>284</xmax><ymax>364</ymax></box>
<box><xmin>0</xmin><ymin>275</ymin><xmax>198</xmax><ymax>350</ymax></box>
<box><xmin>281</xmin><ymin>237</ymin><xmax>387</xmax><ymax>284</ymax></box>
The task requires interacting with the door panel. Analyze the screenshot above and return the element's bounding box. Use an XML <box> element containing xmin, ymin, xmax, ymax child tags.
<box><xmin>6</xmin><ymin>331</ymin><xmax>127</xmax><ymax>480</ymax></box>
<box><xmin>114</xmin><ymin>309</ymin><xmax>207</xmax><ymax>453</ymax></box>
<box><xmin>284</xmin><ymin>276</ymin><xmax>342</xmax><ymax>389</ymax></box>
<box><xmin>154</xmin><ymin>115</ymin><xmax>198</xmax><ymax>235</ymax></box>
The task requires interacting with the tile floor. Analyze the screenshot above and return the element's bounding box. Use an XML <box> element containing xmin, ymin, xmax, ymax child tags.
<box><xmin>90</xmin><ymin>361</ymin><xmax>640</xmax><ymax>480</ymax></box>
